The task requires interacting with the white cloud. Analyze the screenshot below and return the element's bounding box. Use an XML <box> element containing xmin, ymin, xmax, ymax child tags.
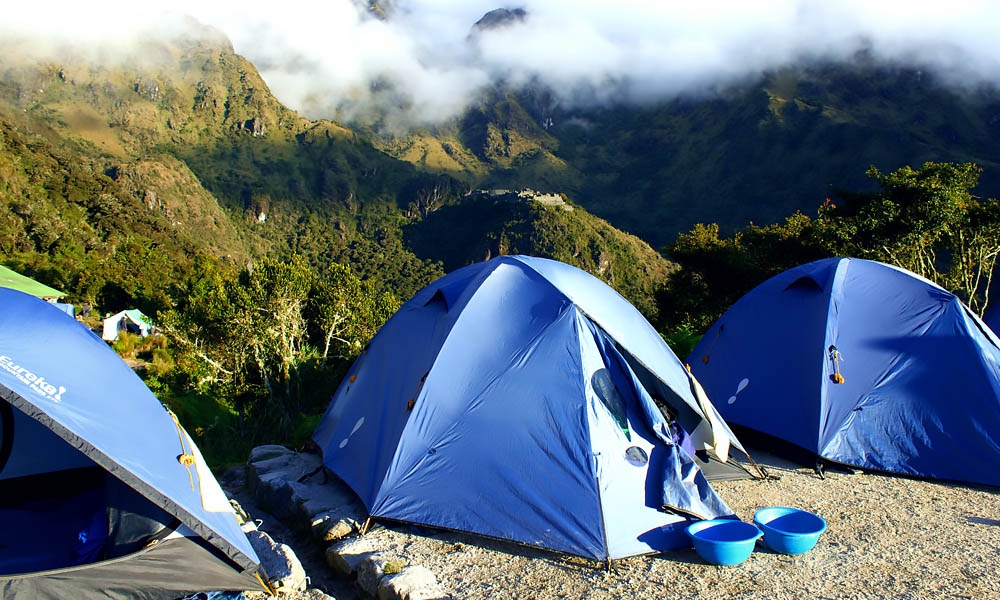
<box><xmin>6</xmin><ymin>1</ymin><xmax>1000</xmax><ymax>129</ymax></box>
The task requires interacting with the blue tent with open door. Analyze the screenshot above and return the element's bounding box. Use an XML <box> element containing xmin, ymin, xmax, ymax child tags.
<box><xmin>688</xmin><ymin>257</ymin><xmax>1000</xmax><ymax>487</ymax></box>
<box><xmin>0</xmin><ymin>288</ymin><xmax>263</xmax><ymax>598</ymax></box>
<box><xmin>313</xmin><ymin>255</ymin><xmax>755</xmax><ymax>560</ymax></box>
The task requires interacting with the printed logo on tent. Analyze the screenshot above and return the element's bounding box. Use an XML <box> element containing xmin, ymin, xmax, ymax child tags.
<box><xmin>339</xmin><ymin>417</ymin><xmax>365</xmax><ymax>449</ymax></box>
<box><xmin>727</xmin><ymin>378</ymin><xmax>749</xmax><ymax>405</ymax></box>
<box><xmin>0</xmin><ymin>355</ymin><xmax>66</xmax><ymax>403</ymax></box>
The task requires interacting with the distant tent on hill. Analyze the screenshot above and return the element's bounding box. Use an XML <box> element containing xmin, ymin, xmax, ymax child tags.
<box><xmin>688</xmin><ymin>257</ymin><xmax>1000</xmax><ymax>487</ymax></box>
<box><xmin>313</xmin><ymin>255</ymin><xmax>757</xmax><ymax>561</ymax></box>
<box><xmin>0</xmin><ymin>264</ymin><xmax>65</xmax><ymax>300</ymax></box>
<box><xmin>0</xmin><ymin>288</ymin><xmax>264</xmax><ymax>598</ymax></box>
<box><xmin>102</xmin><ymin>309</ymin><xmax>154</xmax><ymax>342</ymax></box>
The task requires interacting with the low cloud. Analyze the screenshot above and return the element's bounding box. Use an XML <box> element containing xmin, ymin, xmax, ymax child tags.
<box><xmin>7</xmin><ymin>1</ymin><xmax>1000</xmax><ymax>130</ymax></box>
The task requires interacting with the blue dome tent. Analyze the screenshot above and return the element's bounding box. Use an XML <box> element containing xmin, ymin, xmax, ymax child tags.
<box><xmin>688</xmin><ymin>257</ymin><xmax>1000</xmax><ymax>487</ymax></box>
<box><xmin>984</xmin><ymin>303</ymin><xmax>1000</xmax><ymax>337</ymax></box>
<box><xmin>0</xmin><ymin>288</ymin><xmax>263</xmax><ymax>598</ymax></box>
<box><xmin>313</xmin><ymin>256</ymin><xmax>755</xmax><ymax>560</ymax></box>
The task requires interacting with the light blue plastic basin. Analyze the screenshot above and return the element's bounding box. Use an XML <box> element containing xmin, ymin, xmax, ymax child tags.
<box><xmin>685</xmin><ymin>519</ymin><xmax>762</xmax><ymax>566</ymax></box>
<box><xmin>753</xmin><ymin>506</ymin><xmax>827</xmax><ymax>555</ymax></box>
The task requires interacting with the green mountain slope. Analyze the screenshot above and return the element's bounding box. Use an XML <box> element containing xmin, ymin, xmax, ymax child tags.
<box><xmin>0</xmin><ymin>24</ymin><xmax>672</xmax><ymax>318</ymax></box>
<box><xmin>403</xmin><ymin>190</ymin><xmax>674</xmax><ymax>318</ymax></box>
<box><xmin>384</xmin><ymin>60</ymin><xmax>1000</xmax><ymax>249</ymax></box>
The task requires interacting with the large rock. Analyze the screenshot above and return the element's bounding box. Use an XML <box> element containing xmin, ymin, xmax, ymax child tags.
<box><xmin>247</xmin><ymin>448</ymin><xmax>365</xmax><ymax>528</ymax></box>
<box><xmin>378</xmin><ymin>565</ymin><xmax>450</xmax><ymax>600</ymax></box>
<box><xmin>325</xmin><ymin>537</ymin><xmax>379</xmax><ymax>577</ymax></box>
<box><xmin>356</xmin><ymin>553</ymin><xmax>393</xmax><ymax>597</ymax></box>
<box><xmin>244</xmin><ymin>525</ymin><xmax>308</xmax><ymax>594</ymax></box>
<box><xmin>312</xmin><ymin>511</ymin><xmax>361</xmax><ymax>543</ymax></box>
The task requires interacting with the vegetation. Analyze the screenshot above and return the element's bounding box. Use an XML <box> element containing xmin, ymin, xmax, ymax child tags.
<box><xmin>385</xmin><ymin>61</ymin><xmax>1000</xmax><ymax>249</ymax></box>
<box><xmin>656</xmin><ymin>161</ymin><xmax>1000</xmax><ymax>341</ymax></box>
<box><xmin>153</xmin><ymin>255</ymin><xmax>397</xmax><ymax>464</ymax></box>
<box><xmin>6</xmin><ymin>27</ymin><xmax>1000</xmax><ymax>468</ymax></box>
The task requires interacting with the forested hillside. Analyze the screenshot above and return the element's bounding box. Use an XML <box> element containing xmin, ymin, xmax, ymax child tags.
<box><xmin>0</xmin><ymin>22</ymin><xmax>676</xmax><ymax>308</ymax></box>
<box><xmin>381</xmin><ymin>58</ymin><xmax>1000</xmax><ymax>248</ymax></box>
<box><xmin>0</xmin><ymin>24</ymin><xmax>676</xmax><ymax>464</ymax></box>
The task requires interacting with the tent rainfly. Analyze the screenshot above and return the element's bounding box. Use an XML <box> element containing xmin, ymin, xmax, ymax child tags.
<box><xmin>313</xmin><ymin>255</ymin><xmax>755</xmax><ymax>561</ymax></box>
<box><xmin>688</xmin><ymin>257</ymin><xmax>1000</xmax><ymax>487</ymax></box>
<box><xmin>0</xmin><ymin>288</ymin><xmax>264</xmax><ymax>598</ymax></box>
<box><xmin>0</xmin><ymin>265</ymin><xmax>65</xmax><ymax>301</ymax></box>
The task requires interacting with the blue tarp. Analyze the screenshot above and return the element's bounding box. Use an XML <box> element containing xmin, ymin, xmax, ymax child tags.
<box><xmin>313</xmin><ymin>256</ymin><xmax>742</xmax><ymax>560</ymax></box>
<box><xmin>0</xmin><ymin>288</ymin><xmax>259</xmax><ymax>580</ymax></box>
<box><xmin>688</xmin><ymin>257</ymin><xmax>1000</xmax><ymax>487</ymax></box>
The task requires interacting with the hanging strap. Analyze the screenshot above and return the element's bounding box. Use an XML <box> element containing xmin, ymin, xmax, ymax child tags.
<box><xmin>828</xmin><ymin>345</ymin><xmax>845</xmax><ymax>384</ymax></box>
<box><xmin>166</xmin><ymin>407</ymin><xmax>197</xmax><ymax>491</ymax></box>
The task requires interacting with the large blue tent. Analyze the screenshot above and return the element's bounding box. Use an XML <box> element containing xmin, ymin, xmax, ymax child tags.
<box><xmin>688</xmin><ymin>257</ymin><xmax>1000</xmax><ymax>487</ymax></box>
<box><xmin>313</xmin><ymin>256</ymin><xmax>752</xmax><ymax>560</ymax></box>
<box><xmin>984</xmin><ymin>303</ymin><xmax>1000</xmax><ymax>337</ymax></box>
<box><xmin>0</xmin><ymin>289</ymin><xmax>262</xmax><ymax>598</ymax></box>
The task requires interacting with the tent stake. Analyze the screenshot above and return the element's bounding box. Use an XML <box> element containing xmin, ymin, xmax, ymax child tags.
<box><xmin>360</xmin><ymin>516</ymin><xmax>373</xmax><ymax>536</ymax></box>
<box><xmin>746</xmin><ymin>453</ymin><xmax>768</xmax><ymax>479</ymax></box>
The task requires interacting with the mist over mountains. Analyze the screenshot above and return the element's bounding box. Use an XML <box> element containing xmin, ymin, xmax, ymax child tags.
<box><xmin>4</xmin><ymin>1</ymin><xmax>1000</xmax><ymax>307</ymax></box>
<box><xmin>9</xmin><ymin>2</ymin><xmax>1000</xmax><ymax>133</ymax></box>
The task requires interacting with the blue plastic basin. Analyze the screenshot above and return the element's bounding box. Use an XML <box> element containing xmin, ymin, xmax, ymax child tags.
<box><xmin>753</xmin><ymin>506</ymin><xmax>827</xmax><ymax>555</ymax></box>
<box><xmin>685</xmin><ymin>519</ymin><xmax>762</xmax><ymax>566</ymax></box>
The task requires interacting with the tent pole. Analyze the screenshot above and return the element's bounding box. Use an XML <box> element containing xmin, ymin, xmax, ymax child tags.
<box><xmin>255</xmin><ymin>570</ymin><xmax>278</xmax><ymax>596</ymax></box>
<box><xmin>745</xmin><ymin>453</ymin><xmax>768</xmax><ymax>479</ymax></box>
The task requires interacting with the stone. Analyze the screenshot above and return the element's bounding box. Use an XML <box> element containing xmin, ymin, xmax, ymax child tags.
<box><xmin>248</xmin><ymin>444</ymin><xmax>295</xmax><ymax>463</ymax></box>
<box><xmin>377</xmin><ymin>565</ymin><xmax>450</xmax><ymax>600</ymax></box>
<box><xmin>325</xmin><ymin>537</ymin><xmax>378</xmax><ymax>576</ymax></box>
<box><xmin>245</xmin><ymin>528</ymin><xmax>308</xmax><ymax>593</ymax></box>
<box><xmin>356</xmin><ymin>554</ymin><xmax>391</xmax><ymax>597</ymax></box>
<box><xmin>314</xmin><ymin>516</ymin><xmax>357</xmax><ymax>542</ymax></box>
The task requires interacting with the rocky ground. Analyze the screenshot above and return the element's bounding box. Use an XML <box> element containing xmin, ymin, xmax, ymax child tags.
<box><xmin>224</xmin><ymin>446</ymin><xmax>1000</xmax><ymax>599</ymax></box>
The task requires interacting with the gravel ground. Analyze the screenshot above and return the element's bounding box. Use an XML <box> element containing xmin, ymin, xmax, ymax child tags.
<box><xmin>231</xmin><ymin>447</ymin><xmax>1000</xmax><ymax>599</ymax></box>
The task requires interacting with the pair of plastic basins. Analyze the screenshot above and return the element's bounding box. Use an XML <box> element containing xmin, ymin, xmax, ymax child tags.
<box><xmin>685</xmin><ymin>506</ymin><xmax>826</xmax><ymax>566</ymax></box>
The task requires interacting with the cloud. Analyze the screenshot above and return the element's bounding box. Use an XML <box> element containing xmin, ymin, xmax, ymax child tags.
<box><xmin>6</xmin><ymin>1</ymin><xmax>1000</xmax><ymax>130</ymax></box>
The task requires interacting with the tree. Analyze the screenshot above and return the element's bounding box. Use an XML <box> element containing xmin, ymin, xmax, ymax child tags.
<box><xmin>657</xmin><ymin>214</ymin><xmax>827</xmax><ymax>333</ymax></box>
<box><xmin>307</xmin><ymin>263</ymin><xmax>398</xmax><ymax>365</ymax></box>
<box><xmin>159</xmin><ymin>254</ymin><xmax>399</xmax><ymax>443</ymax></box>
<box><xmin>816</xmin><ymin>162</ymin><xmax>1000</xmax><ymax>315</ymax></box>
<box><xmin>157</xmin><ymin>256</ymin><xmax>313</xmax><ymax>417</ymax></box>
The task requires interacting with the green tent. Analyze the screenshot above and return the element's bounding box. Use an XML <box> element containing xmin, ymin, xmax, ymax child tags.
<box><xmin>0</xmin><ymin>265</ymin><xmax>65</xmax><ymax>300</ymax></box>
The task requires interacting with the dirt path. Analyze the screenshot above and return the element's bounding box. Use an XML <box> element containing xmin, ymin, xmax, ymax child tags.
<box><xmin>221</xmin><ymin>446</ymin><xmax>1000</xmax><ymax>599</ymax></box>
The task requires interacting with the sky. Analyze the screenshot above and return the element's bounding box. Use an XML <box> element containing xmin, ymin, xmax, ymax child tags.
<box><xmin>5</xmin><ymin>1</ymin><xmax>1000</xmax><ymax>130</ymax></box>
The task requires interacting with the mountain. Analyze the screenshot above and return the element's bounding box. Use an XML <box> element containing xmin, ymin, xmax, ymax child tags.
<box><xmin>403</xmin><ymin>189</ymin><xmax>673</xmax><ymax>318</ymax></box>
<box><xmin>0</xmin><ymin>23</ymin><xmax>672</xmax><ymax>316</ymax></box>
<box><xmin>9</xmin><ymin>11</ymin><xmax>1000</xmax><ymax>324</ymax></box>
<box><xmin>380</xmin><ymin>55</ymin><xmax>1000</xmax><ymax>249</ymax></box>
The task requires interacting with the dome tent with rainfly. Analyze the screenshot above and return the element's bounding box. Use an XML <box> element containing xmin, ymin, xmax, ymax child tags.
<box><xmin>0</xmin><ymin>288</ymin><xmax>264</xmax><ymax>599</ymax></box>
<box><xmin>313</xmin><ymin>255</ymin><xmax>755</xmax><ymax>561</ymax></box>
<box><xmin>688</xmin><ymin>257</ymin><xmax>1000</xmax><ymax>487</ymax></box>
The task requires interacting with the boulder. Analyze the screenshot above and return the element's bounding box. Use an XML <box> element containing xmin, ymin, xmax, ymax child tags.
<box><xmin>377</xmin><ymin>565</ymin><xmax>450</xmax><ymax>600</ymax></box>
<box><xmin>325</xmin><ymin>537</ymin><xmax>379</xmax><ymax>577</ymax></box>
<box><xmin>244</xmin><ymin>527</ymin><xmax>308</xmax><ymax>594</ymax></box>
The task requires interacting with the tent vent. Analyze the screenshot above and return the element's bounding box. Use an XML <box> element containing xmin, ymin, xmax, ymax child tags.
<box><xmin>785</xmin><ymin>275</ymin><xmax>824</xmax><ymax>292</ymax></box>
